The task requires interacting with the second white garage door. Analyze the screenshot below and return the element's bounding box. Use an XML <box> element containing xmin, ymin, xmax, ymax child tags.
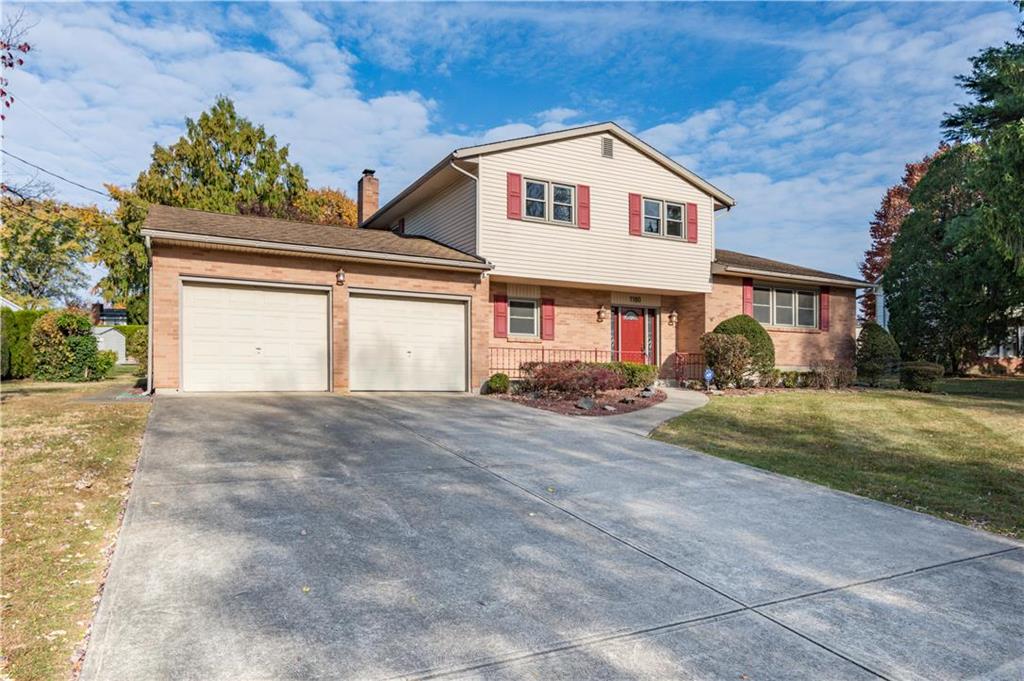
<box><xmin>349</xmin><ymin>294</ymin><xmax>467</xmax><ymax>391</ymax></box>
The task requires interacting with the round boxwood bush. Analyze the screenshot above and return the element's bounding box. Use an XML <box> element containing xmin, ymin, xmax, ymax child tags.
<box><xmin>856</xmin><ymin>321</ymin><xmax>900</xmax><ymax>386</ymax></box>
<box><xmin>30</xmin><ymin>309</ymin><xmax>110</xmax><ymax>381</ymax></box>
<box><xmin>713</xmin><ymin>314</ymin><xmax>775</xmax><ymax>378</ymax></box>
<box><xmin>899</xmin><ymin>361</ymin><xmax>944</xmax><ymax>392</ymax></box>
<box><xmin>486</xmin><ymin>372</ymin><xmax>510</xmax><ymax>394</ymax></box>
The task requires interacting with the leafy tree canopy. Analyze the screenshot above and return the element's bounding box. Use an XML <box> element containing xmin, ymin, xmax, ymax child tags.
<box><xmin>883</xmin><ymin>145</ymin><xmax>1024</xmax><ymax>371</ymax></box>
<box><xmin>1</xmin><ymin>197</ymin><xmax>106</xmax><ymax>307</ymax></box>
<box><xmin>292</xmin><ymin>187</ymin><xmax>358</xmax><ymax>227</ymax></box>
<box><xmin>136</xmin><ymin>96</ymin><xmax>307</xmax><ymax>214</ymax></box>
<box><xmin>942</xmin><ymin>4</ymin><xmax>1024</xmax><ymax>273</ymax></box>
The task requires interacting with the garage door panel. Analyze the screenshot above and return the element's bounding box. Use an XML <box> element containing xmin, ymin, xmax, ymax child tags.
<box><xmin>349</xmin><ymin>295</ymin><xmax>467</xmax><ymax>391</ymax></box>
<box><xmin>183</xmin><ymin>283</ymin><xmax>329</xmax><ymax>392</ymax></box>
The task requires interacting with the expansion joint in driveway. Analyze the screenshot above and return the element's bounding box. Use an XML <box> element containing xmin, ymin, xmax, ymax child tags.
<box><xmin>376</xmin><ymin>412</ymin><xmax>899</xmax><ymax>681</ymax></box>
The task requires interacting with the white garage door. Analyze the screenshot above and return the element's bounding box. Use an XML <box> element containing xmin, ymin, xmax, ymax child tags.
<box><xmin>349</xmin><ymin>294</ymin><xmax>467</xmax><ymax>391</ymax></box>
<box><xmin>182</xmin><ymin>282</ymin><xmax>329</xmax><ymax>392</ymax></box>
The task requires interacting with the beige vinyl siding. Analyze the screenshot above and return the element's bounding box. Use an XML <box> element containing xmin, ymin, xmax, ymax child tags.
<box><xmin>403</xmin><ymin>175</ymin><xmax>477</xmax><ymax>255</ymax></box>
<box><xmin>478</xmin><ymin>133</ymin><xmax>715</xmax><ymax>293</ymax></box>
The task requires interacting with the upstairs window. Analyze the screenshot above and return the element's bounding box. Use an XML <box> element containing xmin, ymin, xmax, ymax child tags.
<box><xmin>644</xmin><ymin>199</ymin><xmax>661</xmax><ymax>234</ymax></box>
<box><xmin>643</xmin><ymin>197</ymin><xmax>686</xmax><ymax>239</ymax></box>
<box><xmin>552</xmin><ymin>184</ymin><xmax>574</xmax><ymax>223</ymax></box>
<box><xmin>523</xmin><ymin>178</ymin><xmax>576</xmax><ymax>225</ymax></box>
<box><xmin>525</xmin><ymin>180</ymin><xmax>546</xmax><ymax>219</ymax></box>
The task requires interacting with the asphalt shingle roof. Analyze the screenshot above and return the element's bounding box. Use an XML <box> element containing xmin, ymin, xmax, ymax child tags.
<box><xmin>715</xmin><ymin>249</ymin><xmax>866</xmax><ymax>286</ymax></box>
<box><xmin>142</xmin><ymin>204</ymin><xmax>486</xmax><ymax>265</ymax></box>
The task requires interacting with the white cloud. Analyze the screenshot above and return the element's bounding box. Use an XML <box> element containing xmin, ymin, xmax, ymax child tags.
<box><xmin>1</xmin><ymin>0</ymin><xmax>1017</xmax><ymax>289</ymax></box>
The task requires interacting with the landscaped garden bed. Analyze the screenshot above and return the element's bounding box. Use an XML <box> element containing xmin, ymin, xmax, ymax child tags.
<box><xmin>486</xmin><ymin>360</ymin><xmax>666</xmax><ymax>416</ymax></box>
<box><xmin>500</xmin><ymin>386</ymin><xmax>667</xmax><ymax>416</ymax></box>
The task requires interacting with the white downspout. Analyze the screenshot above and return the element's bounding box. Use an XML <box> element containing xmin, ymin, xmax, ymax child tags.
<box><xmin>145</xmin><ymin>235</ymin><xmax>153</xmax><ymax>395</ymax></box>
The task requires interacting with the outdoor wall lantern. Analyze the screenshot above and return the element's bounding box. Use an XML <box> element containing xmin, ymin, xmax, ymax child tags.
<box><xmin>597</xmin><ymin>305</ymin><xmax>609</xmax><ymax>322</ymax></box>
<box><xmin>668</xmin><ymin>309</ymin><xmax>679</xmax><ymax>326</ymax></box>
<box><xmin>336</xmin><ymin>269</ymin><xmax>346</xmax><ymax>285</ymax></box>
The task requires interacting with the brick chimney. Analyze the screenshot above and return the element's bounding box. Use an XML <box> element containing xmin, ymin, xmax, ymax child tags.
<box><xmin>357</xmin><ymin>169</ymin><xmax>379</xmax><ymax>226</ymax></box>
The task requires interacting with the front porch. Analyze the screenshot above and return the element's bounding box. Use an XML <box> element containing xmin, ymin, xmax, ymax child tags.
<box><xmin>488</xmin><ymin>280</ymin><xmax>706</xmax><ymax>381</ymax></box>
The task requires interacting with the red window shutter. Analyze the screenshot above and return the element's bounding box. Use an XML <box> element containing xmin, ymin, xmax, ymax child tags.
<box><xmin>686</xmin><ymin>202</ymin><xmax>698</xmax><ymax>243</ymax></box>
<box><xmin>541</xmin><ymin>298</ymin><xmax>555</xmax><ymax>340</ymax></box>
<box><xmin>820</xmin><ymin>287</ymin><xmax>830</xmax><ymax>331</ymax></box>
<box><xmin>628</xmin><ymin>193</ymin><xmax>641</xmax><ymax>235</ymax></box>
<box><xmin>506</xmin><ymin>173</ymin><xmax>522</xmax><ymax>220</ymax></box>
<box><xmin>742</xmin><ymin>278</ymin><xmax>754</xmax><ymax>316</ymax></box>
<box><xmin>578</xmin><ymin>185</ymin><xmax>590</xmax><ymax>229</ymax></box>
<box><xmin>494</xmin><ymin>294</ymin><xmax>508</xmax><ymax>338</ymax></box>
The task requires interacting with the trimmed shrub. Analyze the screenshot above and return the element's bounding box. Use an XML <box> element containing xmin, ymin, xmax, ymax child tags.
<box><xmin>94</xmin><ymin>349</ymin><xmax>117</xmax><ymax>378</ymax></box>
<box><xmin>486</xmin><ymin>372</ymin><xmax>510</xmax><ymax>394</ymax></box>
<box><xmin>856</xmin><ymin>322</ymin><xmax>900</xmax><ymax>386</ymax></box>
<box><xmin>699</xmin><ymin>332</ymin><xmax>750</xmax><ymax>388</ymax></box>
<box><xmin>523</xmin><ymin>361</ymin><xmax>626</xmax><ymax>398</ymax></box>
<box><xmin>602</xmin><ymin>361</ymin><xmax>658</xmax><ymax>388</ymax></box>
<box><xmin>30</xmin><ymin>309</ymin><xmax>108</xmax><ymax>381</ymax></box>
<box><xmin>809</xmin><ymin>359</ymin><xmax>856</xmax><ymax>389</ymax></box>
<box><xmin>1</xmin><ymin>308</ymin><xmax>47</xmax><ymax>379</ymax></box>
<box><xmin>713</xmin><ymin>314</ymin><xmax>775</xmax><ymax>377</ymax></box>
<box><xmin>761</xmin><ymin>368</ymin><xmax>782</xmax><ymax>388</ymax></box>
<box><xmin>899</xmin><ymin>361</ymin><xmax>944</xmax><ymax>392</ymax></box>
<box><xmin>126</xmin><ymin>328</ymin><xmax>148</xmax><ymax>377</ymax></box>
<box><xmin>780</xmin><ymin>370</ymin><xmax>800</xmax><ymax>389</ymax></box>
<box><xmin>114</xmin><ymin>324</ymin><xmax>147</xmax><ymax>342</ymax></box>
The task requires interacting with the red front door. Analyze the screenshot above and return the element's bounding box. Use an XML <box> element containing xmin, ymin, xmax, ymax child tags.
<box><xmin>619</xmin><ymin>308</ymin><xmax>646</xmax><ymax>363</ymax></box>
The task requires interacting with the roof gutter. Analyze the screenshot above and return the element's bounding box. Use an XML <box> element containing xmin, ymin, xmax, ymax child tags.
<box><xmin>142</xmin><ymin>228</ymin><xmax>493</xmax><ymax>272</ymax></box>
<box><xmin>712</xmin><ymin>263</ymin><xmax>869</xmax><ymax>288</ymax></box>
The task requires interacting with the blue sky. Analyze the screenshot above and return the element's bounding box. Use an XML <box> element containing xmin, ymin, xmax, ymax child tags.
<box><xmin>2</xmin><ymin>2</ymin><xmax>1019</xmax><ymax>286</ymax></box>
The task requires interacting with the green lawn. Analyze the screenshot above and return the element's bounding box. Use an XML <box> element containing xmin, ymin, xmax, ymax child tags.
<box><xmin>653</xmin><ymin>378</ymin><xmax>1024</xmax><ymax>538</ymax></box>
<box><xmin>1</xmin><ymin>372</ymin><xmax>150</xmax><ymax>680</ymax></box>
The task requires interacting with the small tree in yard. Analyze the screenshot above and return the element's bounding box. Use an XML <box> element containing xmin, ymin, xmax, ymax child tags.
<box><xmin>700</xmin><ymin>332</ymin><xmax>750</xmax><ymax>388</ymax></box>
<box><xmin>30</xmin><ymin>309</ymin><xmax>113</xmax><ymax>381</ymax></box>
<box><xmin>856</xmin><ymin>322</ymin><xmax>901</xmax><ymax>386</ymax></box>
<box><xmin>713</xmin><ymin>314</ymin><xmax>775</xmax><ymax>381</ymax></box>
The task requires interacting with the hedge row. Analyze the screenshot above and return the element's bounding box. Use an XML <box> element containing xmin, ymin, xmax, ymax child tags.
<box><xmin>1</xmin><ymin>309</ymin><xmax>47</xmax><ymax>379</ymax></box>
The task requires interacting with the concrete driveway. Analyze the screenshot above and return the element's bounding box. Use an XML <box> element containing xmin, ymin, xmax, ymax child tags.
<box><xmin>83</xmin><ymin>394</ymin><xmax>1022</xmax><ymax>680</ymax></box>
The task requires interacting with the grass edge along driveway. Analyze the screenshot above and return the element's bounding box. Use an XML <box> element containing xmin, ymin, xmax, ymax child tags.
<box><xmin>653</xmin><ymin>377</ymin><xmax>1024</xmax><ymax>539</ymax></box>
<box><xmin>1</xmin><ymin>371</ymin><xmax>151</xmax><ymax>680</ymax></box>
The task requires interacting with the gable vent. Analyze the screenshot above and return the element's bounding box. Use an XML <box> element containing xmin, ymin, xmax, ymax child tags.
<box><xmin>601</xmin><ymin>137</ymin><xmax>614</xmax><ymax>158</ymax></box>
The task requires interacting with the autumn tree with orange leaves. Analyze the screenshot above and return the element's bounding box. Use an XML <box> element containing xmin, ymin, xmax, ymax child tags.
<box><xmin>858</xmin><ymin>149</ymin><xmax>943</xmax><ymax>319</ymax></box>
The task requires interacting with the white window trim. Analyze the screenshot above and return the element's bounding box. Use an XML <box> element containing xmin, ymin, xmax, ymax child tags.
<box><xmin>754</xmin><ymin>284</ymin><xmax>819</xmax><ymax>329</ymax></box>
<box><xmin>640</xmin><ymin>196</ymin><xmax>686</xmax><ymax>241</ymax></box>
<box><xmin>522</xmin><ymin>178</ymin><xmax>577</xmax><ymax>227</ymax></box>
<box><xmin>508</xmin><ymin>298</ymin><xmax>539</xmax><ymax>337</ymax></box>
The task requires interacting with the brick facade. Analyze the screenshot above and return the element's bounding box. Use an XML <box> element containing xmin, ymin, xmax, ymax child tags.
<box><xmin>701</xmin><ymin>275</ymin><xmax>856</xmax><ymax>369</ymax></box>
<box><xmin>152</xmin><ymin>244</ymin><xmax>858</xmax><ymax>392</ymax></box>
<box><xmin>487</xmin><ymin>282</ymin><xmax>687</xmax><ymax>376</ymax></box>
<box><xmin>151</xmin><ymin>243</ymin><xmax>489</xmax><ymax>392</ymax></box>
<box><xmin>485</xmin><ymin>278</ymin><xmax>857</xmax><ymax>375</ymax></box>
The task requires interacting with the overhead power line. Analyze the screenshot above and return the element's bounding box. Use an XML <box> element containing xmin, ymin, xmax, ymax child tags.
<box><xmin>2</xmin><ymin>149</ymin><xmax>110</xmax><ymax>198</ymax></box>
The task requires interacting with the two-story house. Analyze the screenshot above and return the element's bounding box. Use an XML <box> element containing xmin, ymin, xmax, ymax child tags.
<box><xmin>143</xmin><ymin>123</ymin><xmax>866</xmax><ymax>393</ymax></box>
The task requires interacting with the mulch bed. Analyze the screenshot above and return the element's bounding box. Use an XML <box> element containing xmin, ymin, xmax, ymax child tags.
<box><xmin>498</xmin><ymin>388</ymin><xmax>666</xmax><ymax>416</ymax></box>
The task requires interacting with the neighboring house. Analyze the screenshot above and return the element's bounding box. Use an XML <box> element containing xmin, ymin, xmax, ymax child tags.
<box><xmin>91</xmin><ymin>303</ymin><xmax>128</xmax><ymax>326</ymax></box>
<box><xmin>92</xmin><ymin>327</ymin><xmax>129</xmax><ymax>364</ymax></box>
<box><xmin>144</xmin><ymin>122</ymin><xmax>868</xmax><ymax>393</ymax></box>
<box><xmin>1</xmin><ymin>295</ymin><xmax>24</xmax><ymax>311</ymax></box>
